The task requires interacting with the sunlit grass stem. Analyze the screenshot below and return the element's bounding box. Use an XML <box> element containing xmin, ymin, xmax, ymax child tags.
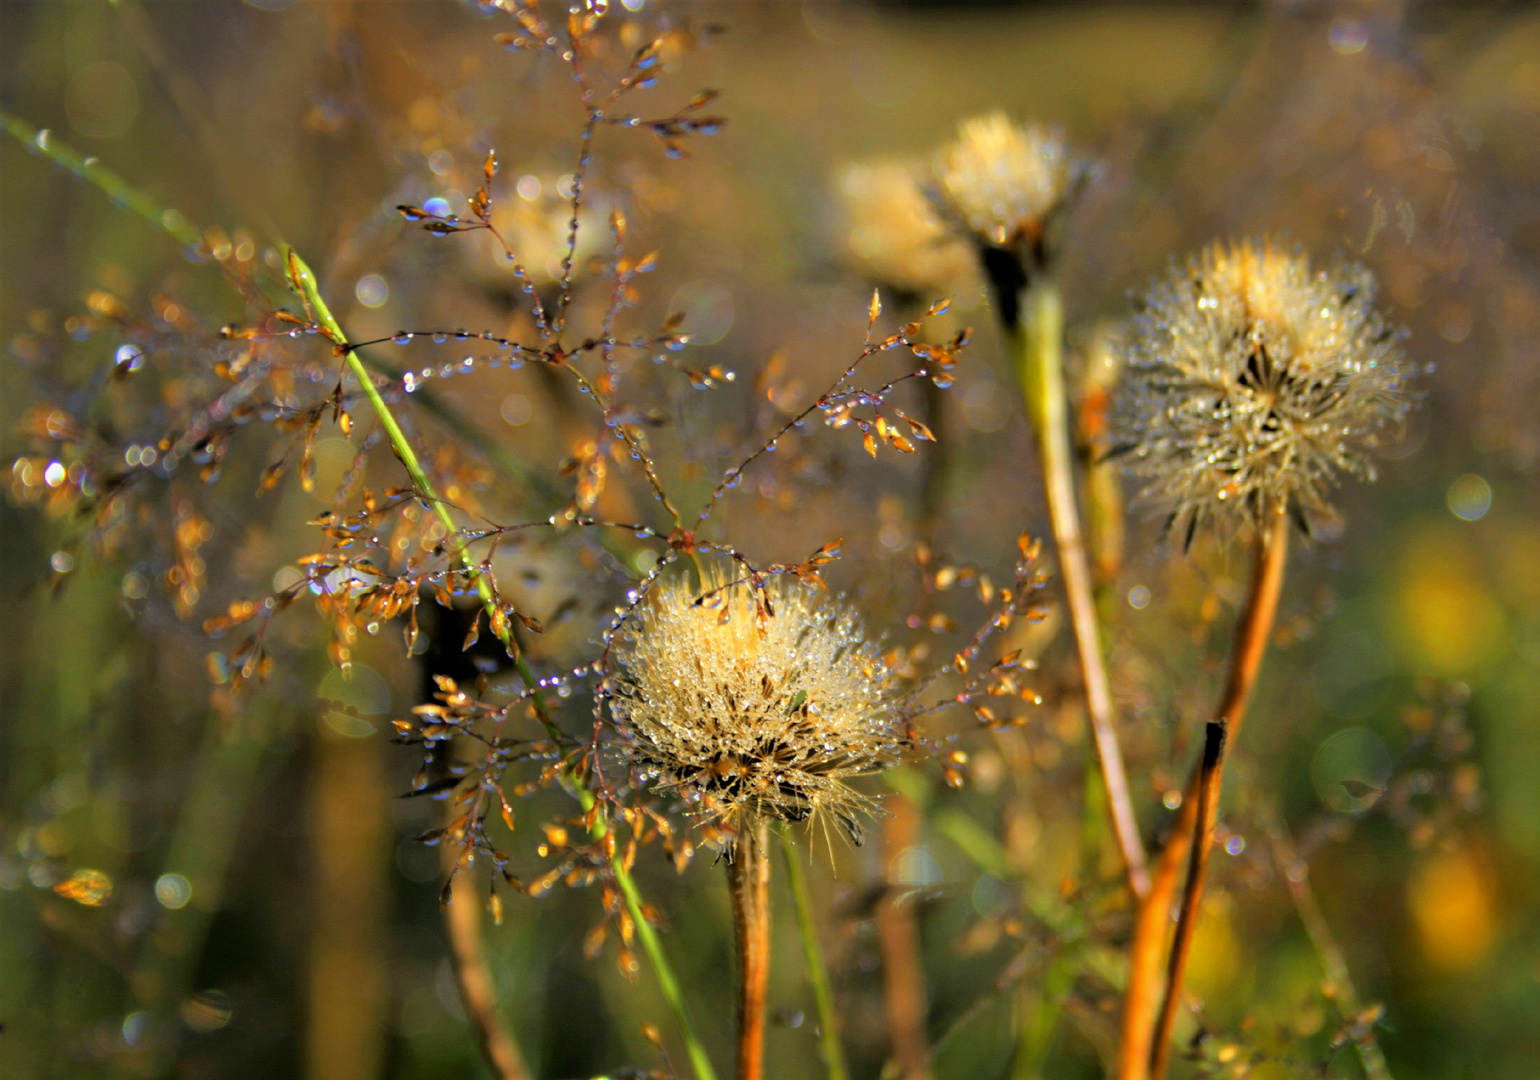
<box><xmin>287</xmin><ymin>249</ymin><xmax>719</xmax><ymax>1080</ymax></box>
<box><xmin>1010</xmin><ymin>281</ymin><xmax>1149</xmax><ymax>899</ymax></box>
<box><xmin>778</xmin><ymin>829</ymin><xmax>850</xmax><ymax>1080</ymax></box>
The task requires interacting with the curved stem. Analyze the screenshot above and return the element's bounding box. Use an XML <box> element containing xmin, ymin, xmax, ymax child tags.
<box><xmin>727</xmin><ymin>818</ymin><xmax>772</xmax><ymax>1080</ymax></box>
<box><xmin>443</xmin><ymin>860</ymin><xmax>531</xmax><ymax>1080</ymax></box>
<box><xmin>1012</xmin><ymin>282</ymin><xmax>1149</xmax><ymax>900</ymax></box>
<box><xmin>1118</xmin><ymin>506</ymin><xmax>1289</xmax><ymax>1079</ymax></box>
<box><xmin>778</xmin><ymin>829</ymin><xmax>850</xmax><ymax>1080</ymax></box>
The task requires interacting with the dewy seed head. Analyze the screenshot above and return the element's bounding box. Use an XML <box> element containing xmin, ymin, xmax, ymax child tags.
<box><xmin>610</xmin><ymin>566</ymin><xmax>901</xmax><ymax>843</ymax></box>
<box><xmin>1112</xmin><ymin>238</ymin><xmax>1416</xmax><ymax>541</ymax></box>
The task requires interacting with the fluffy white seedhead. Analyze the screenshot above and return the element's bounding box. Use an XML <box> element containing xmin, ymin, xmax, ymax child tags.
<box><xmin>1113</xmin><ymin>239</ymin><xmax>1415</xmax><ymax>541</ymax></box>
<box><xmin>611</xmin><ymin>569</ymin><xmax>901</xmax><ymax>843</ymax></box>
<box><xmin>835</xmin><ymin>159</ymin><xmax>977</xmax><ymax>300</ymax></box>
<box><xmin>930</xmin><ymin>112</ymin><xmax>1071</xmax><ymax>249</ymax></box>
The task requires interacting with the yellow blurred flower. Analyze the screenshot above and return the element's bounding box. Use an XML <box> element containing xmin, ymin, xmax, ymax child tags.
<box><xmin>1408</xmin><ymin>846</ymin><xmax>1499</xmax><ymax>971</ymax></box>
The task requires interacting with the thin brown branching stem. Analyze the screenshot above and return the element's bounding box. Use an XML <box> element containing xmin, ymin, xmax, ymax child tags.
<box><xmin>1118</xmin><ymin>505</ymin><xmax>1290</xmax><ymax>1080</ymax></box>
<box><xmin>1269</xmin><ymin>823</ymin><xmax>1394</xmax><ymax>1080</ymax></box>
<box><xmin>1011</xmin><ymin>281</ymin><xmax>1149</xmax><ymax>900</ymax></box>
<box><xmin>443</xmin><ymin>858</ymin><xmax>532</xmax><ymax>1080</ymax></box>
<box><xmin>727</xmin><ymin>817</ymin><xmax>772</xmax><ymax>1080</ymax></box>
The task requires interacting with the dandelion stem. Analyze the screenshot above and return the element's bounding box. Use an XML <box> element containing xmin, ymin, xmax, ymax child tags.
<box><xmin>727</xmin><ymin>818</ymin><xmax>773</xmax><ymax>1080</ymax></box>
<box><xmin>778</xmin><ymin>828</ymin><xmax>850</xmax><ymax>1080</ymax></box>
<box><xmin>1119</xmin><ymin>505</ymin><xmax>1289</xmax><ymax>1080</ymax></box>
<box><xmin>1010</xmin><ymin>281</ymin><xmax>1149</xmax><ymax>900</ymax></box>
<box><xmin>1148</xmin><ymin>719</ymin><xmax>1226</xmax><ymax>1080</ymax></box>
<box><xmin>285</xmin><ymin>249</ymin><xmax>717</xmax><ymax>1080</ymax></box>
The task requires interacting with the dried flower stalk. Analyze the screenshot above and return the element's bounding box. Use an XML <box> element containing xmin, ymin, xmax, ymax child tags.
<box><xmin>931</xmin><ymin>114</ymin><xmax>1150</xmax><ymax>899</ymax></box>
<box><xmin>728</xmin><ymin>817</ymin><xmax>772</xmax><ymax>1080</ymax></box>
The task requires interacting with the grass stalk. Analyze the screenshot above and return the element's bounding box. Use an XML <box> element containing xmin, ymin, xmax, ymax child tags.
<box><xmin>2</xmin><ymin>110</ymin><xmax>203</xmax><ymax>248</ymax></box>
<box><xmin>779</xmin><ymin>829</ymin><xmax>851</xmax><ymax>1080</ymax></box>
<box><xmin>125</xmin><ymin>706</ymin><xmax>277</xmax><ymax>1078</ymax></box>
<box><xmin>1118</xmin><ymin>506</ymin><xmax>1289</xmax><ymax>1080</ymax></box>
<box><xmin>876</xmin><ymin>794</ymin><xmax>933</xmax><ymax>1080</ymax></box>
<box><xmin>1</xmin><ymin>112</ymin><xmax>564</xmax><ymax>513</ymax></box>
<box><xmin>727</xmin><ymin>818</ymin><xmax>773</xmax><ymax>1080</ymax></box>
<box><xmin>1010</xmin><ymin>281</ymin><xmax>1149</xmax><ymax>901</ymax></box>
<box><xmin>1269</xmin><ymin>827</ymin><xmax>1394</xmax><ymax>1080</ymax></box>
<box><xmin>286</xmin><ymin>249</ymin><xmax>718</xmax><ymax>1080</ymax></box>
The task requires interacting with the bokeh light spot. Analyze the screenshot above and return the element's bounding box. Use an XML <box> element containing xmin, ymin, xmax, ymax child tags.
<box><xmin>355</xmin><ymin>273</ymin><xmax>389</xmax><ymax>309</ymax></box>
<box><xmin>155</xmin><ymin>873</ymin><xmax>192</xmax><ymax>910</ymax></box>
<box><xmin>1408</xmin><ymin>847</ymin><xmax>1498</xmax><ymax>971</ymax></box>
<box><xmin>64</xmin><ymin>62</ymin><xmax>139</xmax><ymax>139</ymax></box>
<box><xmin>500</xmin><ymin>393</ymin><xmax>532</xmax><ymax>426</ymax></box>
<box><xmin>1329</xmin><ymin>18</ymin><xmax>1369</xmax><ymax>55</ymax></box>
<box><xmin>1311</xmin><ymin>727</ymin><xmax>1392</xmax><ymax>813</ymax></box>
<box><xmin>1447</xmin><ymin>473</ymin><xmax>1492</xmax><ymax>521</ymax></box>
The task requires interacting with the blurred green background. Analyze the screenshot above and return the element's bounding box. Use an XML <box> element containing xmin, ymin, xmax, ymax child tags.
<box><xmin>2</xmin><ymin>2</ymin><xmax>1538</xmax><ymax>1078</ymax></box>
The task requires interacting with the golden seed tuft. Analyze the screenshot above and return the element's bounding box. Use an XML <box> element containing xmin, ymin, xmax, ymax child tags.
<box><xmin>930</xmin><ymin>112</ymin><xmax>1071</xmax><ymax>250</ymax></box>
<box><xmin>610</xmin><ymin>567</ymin><xmax>901</xmax><ymax>843</ymax></box>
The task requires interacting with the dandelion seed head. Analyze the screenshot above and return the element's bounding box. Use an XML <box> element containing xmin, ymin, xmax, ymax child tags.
<box><xmin>1113</xmin><ymin>239</ymin><xmax>1415</xmax><ymax>538</ymax></box>
<box><xmin>611</xmin><ymin>567</ymin><xmax>901</xmax><ymax>841</ymax></box>
<box><xmin>835</xmin><ymin>159</ymin><xmax>977</xmax><ymax>300</ymax></box>
<box><xmin>930</xmin><ymin>112</ymin><xmax>1070</xmax><ymax>249</ymax></box>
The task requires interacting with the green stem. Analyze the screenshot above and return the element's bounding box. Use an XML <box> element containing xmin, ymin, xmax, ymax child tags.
<box><xmin>287</xmin><ymin>248</ymin><xmax>717</xmax><ymax>1080</ymax></box>
<box><xmin>2</xmin><ymin>112</ymin><xmax>565</xmax><ymax>514</ymax></box>
<box><xmin>1010</xmin><ymin>282</ymin><xmax>1149</xmax><ymax>900</ymax></box>
<box><xmin>1009</xmin><ymin>949</ymin><xmax>1076</xmax><ymax>1080</ymax></box>
<box><xmin>778</xmin><ymin>829</ymin><xmax>850</xmax><ymax>1080</ymax></box>
<box><xmin>2</xmin><ymin>110</ymin><xmax>203</xmax><ymax>248</ymax></box>
<box><xmin>578</xmin><ymin>787</ymin><xmax>719</xmax><ymax>1080</ymax></box>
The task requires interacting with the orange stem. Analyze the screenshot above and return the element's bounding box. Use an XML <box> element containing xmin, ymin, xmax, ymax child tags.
<box><xmin>1116</xmin><ymin>506</ymin><xmax>1289</xmax><ymax>1079</ymax></box>
<box><xmin>1148</xmin><ymin>720</ymin><xmax>1226</xmax><ymax>1080</ymax></box>
<box><xmin>877</xmin><ymin>795</ymin><xmax>933</xmax><ymax>1080</ymax></box>
<box><xmin>728</xmin><ymin>817</ymin><xmax>772</xmax><ymax>1080</ymax></box>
